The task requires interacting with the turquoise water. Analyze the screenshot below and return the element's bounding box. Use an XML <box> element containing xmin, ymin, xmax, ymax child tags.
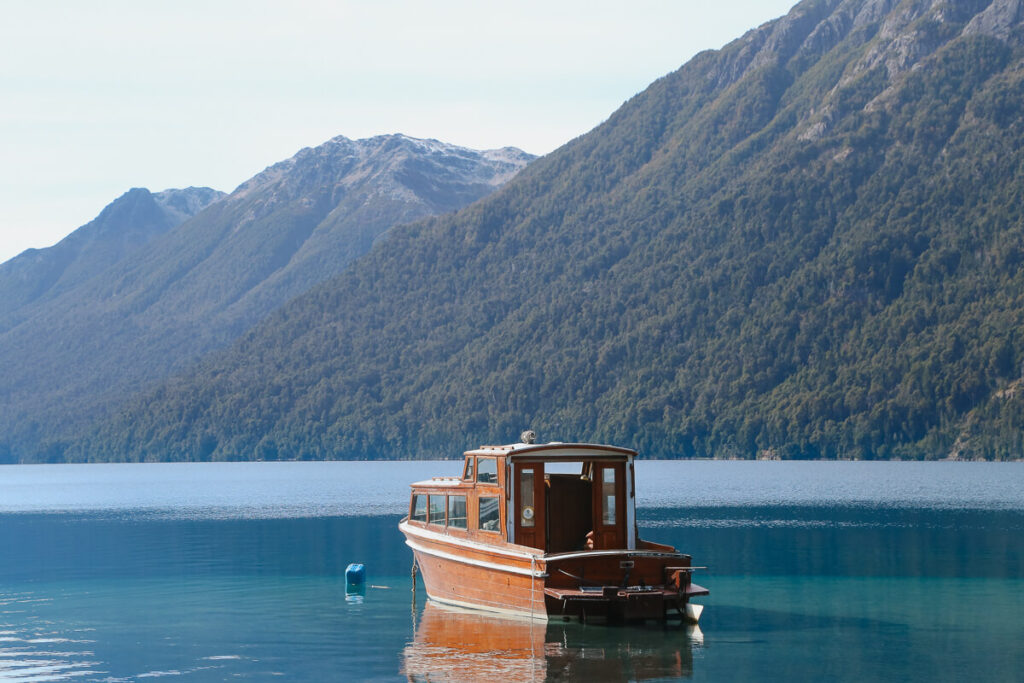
<box><xmin>1</xmin><ymin>461</ymin><xmax>1022</xmax><ymax>681</ymax></box>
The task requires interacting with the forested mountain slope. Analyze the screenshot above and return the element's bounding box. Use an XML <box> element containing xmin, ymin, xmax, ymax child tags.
<box><xmin>60</xmin><ymin>0</ymin><xmax>1024</xmax><ymax>462</ymax></box>
<box><xmin>0</xmin><ymin>136</ymin><xmax>532</xmax><ymax>461</ymax></box>
<box><xmin>0</xmin><ymin>187</ymin><xmax>222</xmax><ymax>325</ymax></box>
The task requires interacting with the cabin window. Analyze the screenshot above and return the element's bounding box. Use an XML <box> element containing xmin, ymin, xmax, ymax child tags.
<box><xmin>519</xmin><ymin>467</ymin><xmax>535</xmax><ymax>527</ymax></box>
<box><xmin>478</xmin><ymin>496</ymin><xmax>500</xmax><ymax>532</ymax></box>
<box><xmin>411</xmin><ymin>494</ymin><xmax>427</xmax><ymax>522</ymax></box>
<box><xmin>463</xmin><ymin>457</ymin><xmax>474</xmax><ymax>481</ymax></box>
<box><xmin>447</xmin><ymin>495</ymin><xmax>467</xmax><ymax>529</ymax></box>
<box><xmin>428</xmin><ymin>495</ymin><xmax>446</xmax><ymax>525</ymax></box>
<box><xmin>601</xmin><ymin>467</ymin><xmax>617</xmax><ymax>525</ymax></box>
<box><xmin>477</xmin><ymin>457</ymin><xmax>497</xmax><ymax>484</ymax></box>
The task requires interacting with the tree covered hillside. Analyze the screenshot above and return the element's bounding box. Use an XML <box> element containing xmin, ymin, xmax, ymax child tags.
<box><xmin>70</xmin><ymin>0</ymin><xmax>1024</xmax><ymax>462</ymax></box>
<box><xmin>0</xmin><ymin>136</ymin><xmax>531</xmax><ymax>462</ymax></box>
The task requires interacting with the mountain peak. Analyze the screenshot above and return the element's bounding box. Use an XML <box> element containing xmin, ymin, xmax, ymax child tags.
<box><xmin>230</xmin><ymin>133</ymin><xmax>534</xmax><ymax>209</ymax></box>
<box><xmin>0</xmin><ymin>133</ymin><xmax>533</xmax><ymax>460</ymax></box>
<box><xmin>0</xmin><ymin>185</ymin><xmax>223</xmax><ymax>320</ymax></box>
<box><xmin>152</xmin><ymin>187</ymin><xmax>226</xmax><ymax>223</ymax></box>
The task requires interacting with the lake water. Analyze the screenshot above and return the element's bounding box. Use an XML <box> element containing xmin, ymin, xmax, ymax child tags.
<box><xmin>1</xmin><ymin>461</ymin><xmax>1022</xmax><ymax>681</ymax></box>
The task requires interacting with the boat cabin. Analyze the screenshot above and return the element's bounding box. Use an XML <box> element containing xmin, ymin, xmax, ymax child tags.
<box><xmin>407</xmin><ymin>442</ymin><xmax>637</xmax><ymax>553</ymax></box>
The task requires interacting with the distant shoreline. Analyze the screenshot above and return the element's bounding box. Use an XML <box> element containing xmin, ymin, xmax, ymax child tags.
<box><xmin>3</xmin><ymin>457</ymin><xmax>1022</xmax><ymax>465</ymax></box>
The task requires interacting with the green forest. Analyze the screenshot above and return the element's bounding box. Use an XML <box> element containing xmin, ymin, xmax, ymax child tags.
<box><xmin>10</xmin><ymin>0</ymin><xmax>1024</xmax><ymax>463</ymax></box>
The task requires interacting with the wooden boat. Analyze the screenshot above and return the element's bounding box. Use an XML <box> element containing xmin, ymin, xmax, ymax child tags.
<box><xmin>398</xmin><ymin>436</ymin><xmax>708</xmax><ymax>622</ymax></box>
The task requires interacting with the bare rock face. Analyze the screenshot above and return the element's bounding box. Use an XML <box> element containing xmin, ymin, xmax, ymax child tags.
<box><xmin>784</xmin><ymin>0</ymin><xmax>1024</xmax><ymax>140</ymax></box>
<box><xmin>851</xmin><ymin>0</ymin><xmax>901</xmax><ymax>29</ymax></box>
<box><xmin>694</xmin><ymin>0</ymin><xmax>1014</xmax><ymax>118</ymax></box>
<box><xmin>702</xmin><ymin>0</ymin><xmax>845</xmax><ymax>90</ymax></box>
<box><xmin>964</xmin><ymin>0</ymin><xmax>1024</xmax><ymax>44</ymax></box>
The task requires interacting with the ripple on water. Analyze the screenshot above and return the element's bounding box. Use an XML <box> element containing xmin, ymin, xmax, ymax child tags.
<box><xmin>0</xmin><ymin>595</ymin><xmax>101</xmax><ymax>682</ymax></box>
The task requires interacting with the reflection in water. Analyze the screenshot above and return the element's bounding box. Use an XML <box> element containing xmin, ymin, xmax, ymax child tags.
<box><xmin>402</xmin><ymin>600</ymin><xmax>702</xmax><ymax>681</ymax></box>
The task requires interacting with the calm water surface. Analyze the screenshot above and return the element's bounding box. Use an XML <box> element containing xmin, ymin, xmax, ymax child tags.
<box><xmin>1</xmin><ymin>461</ymin><xmax>1022</xmax><ymax>681</ymax></box>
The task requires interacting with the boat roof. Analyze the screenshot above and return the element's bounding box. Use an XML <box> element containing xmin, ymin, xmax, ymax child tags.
<box><xmin>465</xmin><ymin>442</ymin><xmax>637</xmax><ymax>461</ymax></box>
<box><xmin>409</xmin><ymin>476</ymin><xmax>463</xmax><ymax>488</ymax></box>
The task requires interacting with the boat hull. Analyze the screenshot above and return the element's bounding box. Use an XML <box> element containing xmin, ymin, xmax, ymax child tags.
<box><xmin>402</xmin><ymin>521</ymin><xmax>548</xmax><ymax>618</ymax></box>
<box><xmin>401</xmin><ymin>522</ymin><xmax>707</xmax><ymax>622</ymax></box>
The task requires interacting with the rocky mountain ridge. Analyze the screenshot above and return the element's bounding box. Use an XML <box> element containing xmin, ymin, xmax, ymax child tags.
<box><xmin>0</xmin><ymin>135</ymin><xmax>532</xmax><ymax>460</ymax></box>
<box><xmin>0</xmin><ymin>187</ymin><xmax>223</xmax><ymax>324</ymax></box>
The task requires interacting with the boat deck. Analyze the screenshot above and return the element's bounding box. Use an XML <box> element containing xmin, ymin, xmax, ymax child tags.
<box><xmin>543</xmin><ymin>583</ymin><xmax>709</xmax><ymax>602</ymax></box>
<box><xmin>543</xmin><ymin>583</ymin><xmax>709</xmax><ymax>622</ymax></box>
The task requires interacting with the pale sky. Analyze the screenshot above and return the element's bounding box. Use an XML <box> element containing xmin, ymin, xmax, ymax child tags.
<box><xmin>0</xmin><ymin>0</ymin><xmax>797</xmax><ymax>264</ymax></box>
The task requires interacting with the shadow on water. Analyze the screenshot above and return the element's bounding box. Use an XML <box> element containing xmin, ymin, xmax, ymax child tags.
<box><xmin>401</xmin><ymin>600</ymin><xmax>703</xmax><ymax>682</ymax></box>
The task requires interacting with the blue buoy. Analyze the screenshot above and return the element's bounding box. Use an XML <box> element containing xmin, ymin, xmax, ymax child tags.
<box><xmin>345</xmin><ymin>563</ymin><xmax>366</xmax><ymax>586</ymax></box>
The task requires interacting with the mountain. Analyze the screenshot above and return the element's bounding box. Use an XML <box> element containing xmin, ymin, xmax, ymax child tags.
<box><xmin>0</xmin><ymin>187</ymin><xmax>223</xmax><ymax>325</ymax></box>
<box><xmin>0</xmin><ymin>135</ymin><xmax>533</xmax><ymax>462</ymax></box>
<box><xmin>25</xmin><ymin>0</ymin><xmax>1024</xmax><ymax>463</ymax></box>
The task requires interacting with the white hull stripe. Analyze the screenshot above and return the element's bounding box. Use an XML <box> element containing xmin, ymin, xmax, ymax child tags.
<box><xmin>399</xmin><ymin>521</ymin><xmax>543</xmax><ymax>562</ymax></box>
<box><xmin>401</xmin><ymin>522</ymin><xmax>686</xmax><ymax>564</ymax></box>
<box><xmin>426</xmin><ymin>596</ymin><xmax>549</xmax><ymax>622</ymax></box>
<box><xmin>405</xmin><ymin>537</ymin><xmax>547</xmax><ymax>578</ymax></box>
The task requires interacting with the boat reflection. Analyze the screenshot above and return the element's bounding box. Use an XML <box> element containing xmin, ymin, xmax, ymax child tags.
<box><xmin>402</xmin><ymin>600</ymin><xmax>702</xmax><ymax>681</ymax></box>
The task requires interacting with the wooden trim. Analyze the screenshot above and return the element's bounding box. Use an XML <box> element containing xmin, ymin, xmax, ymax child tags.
<box><xmin>592</xmin><ymin>461</ymin><xmax>626</xmax><ymax>549</ymax></box>
<box><xmin>513</xmin><ymin>462</ymin><xmax>545</xmax><ymax>550</ymax></box>
<box><xmin>512</xmin><ymin>455</ymin><xmax>629</xmax><ymax>464</ymax></box>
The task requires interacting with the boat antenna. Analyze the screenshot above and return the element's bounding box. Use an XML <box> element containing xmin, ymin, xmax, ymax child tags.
<box><xmin>520</xmin><ymin>430</ymin><xmax>536</xmax><ymax>444</ymax></box>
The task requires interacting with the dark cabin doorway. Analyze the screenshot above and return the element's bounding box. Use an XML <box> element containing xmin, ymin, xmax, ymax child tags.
<box><xmin>545</xmin><ymin>473</ymin><xmax>592</xmax><ymax>553</ymax></box>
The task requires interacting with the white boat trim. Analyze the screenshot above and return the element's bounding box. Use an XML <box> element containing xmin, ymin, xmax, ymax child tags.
<box><xmin>402</xmin><ymin>522</ymin><xmax>687</xmax><ymax>566</ymax></box>
<box><xmin>405</xmin><ymin>537</ymin><xmax>547</xmax><ymax>578</ymax></box>
<box><xmin>685</xmin><ymin>602</ymin><xmax>704</xmax><ymax>623</ymax></box>
<box><xmin>410</xmin><ymin>477</ymin><xmax>463</xmax><ymax>487</ymax></box>
<box><xmin>424</xmin><ymin>598</ymin><xmax>549</xmax><ymax>623</ymax></box>
<box><xmin>426</xmin><ymin>595</ymin><xmax>549</xmax><ymax>621</ymax></box>
<box><xmin>544</xmin><ymin>549</ymin><xmax>689</xmax><ymax>562</ymax></box>
<box><xmin>400</xmin><ymin>521</ymin><xmax>543</xmax><ymax>562</ymax></box>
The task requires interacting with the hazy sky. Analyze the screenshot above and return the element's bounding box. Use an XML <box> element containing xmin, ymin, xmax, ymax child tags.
<box><xmin>0</xmin><ymin>0</ymin><xmax>797</xmax><ymax>264</ymax></box>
